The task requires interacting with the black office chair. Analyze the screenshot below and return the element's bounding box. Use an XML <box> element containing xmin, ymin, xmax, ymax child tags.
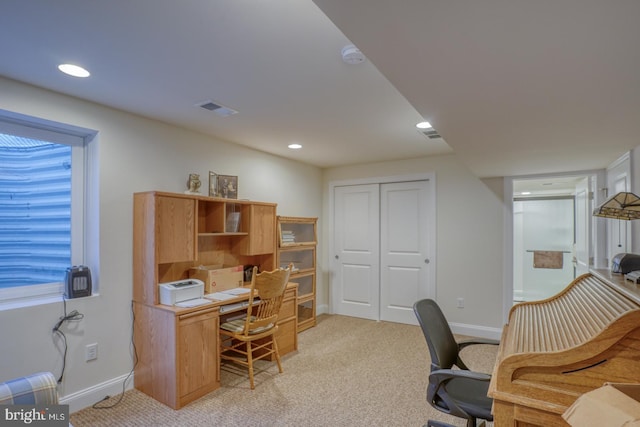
<box><xmin>413</xmin><ymin>299</ymin><xmax>500</xmax><ymax>427</ymax></box>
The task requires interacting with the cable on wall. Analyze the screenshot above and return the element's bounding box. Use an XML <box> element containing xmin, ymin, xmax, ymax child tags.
<box><xmin>53</xmin><ymin>297</ymin><xmax>84</xmax><ymax>383</ymax></box>
<box><xmin>91</xmin><ymin>300</ymin><xmax>139</xmax><ymax>409</ymax></box>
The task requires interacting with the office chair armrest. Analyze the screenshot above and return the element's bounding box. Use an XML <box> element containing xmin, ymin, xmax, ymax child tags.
<box><xmin>430</xmin><ymin>368</ymin><xmax>491</xmax><ymax>384</ymax></box>
<box><xmin>455</xmin><ymin>339</ymin><xmax>499</xmax><ymax>370</ymax></box>
<box><xmin>457</xmin><ymin>338</ymin><xmax>500</xmax><ymax>350</ymax></box>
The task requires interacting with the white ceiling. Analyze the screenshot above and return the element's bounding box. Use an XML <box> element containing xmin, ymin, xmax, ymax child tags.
<box><xmin>1</xmin><ymin>1</ymin><xmax>639</xmax><ymax>178</ymax></box>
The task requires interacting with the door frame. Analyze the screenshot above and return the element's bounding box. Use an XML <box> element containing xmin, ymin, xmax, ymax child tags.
<box><xmin>328</xmin><ymin>173</ymin><xmax>436</xmax><ymax>315</ymax></box>
<box><xmin>606</xmin><ymin>152</ymin><xmax>632</xmax><ymax>258</ymax></box>
<box><xmin>503</xmin><ymin>169</ymin><xmax>606</xmax><ymax>323</ymax></box>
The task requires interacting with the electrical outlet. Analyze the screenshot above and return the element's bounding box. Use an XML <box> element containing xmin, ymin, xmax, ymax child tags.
<box><xmin>457</xmin><ymin>298</ymin><xmax>464</xmax><ymax>308</ymax></box>
<box><xmin>85</xmin><ymin>343</ymin><xmax>98</xmax><ymax>361</ymax></box>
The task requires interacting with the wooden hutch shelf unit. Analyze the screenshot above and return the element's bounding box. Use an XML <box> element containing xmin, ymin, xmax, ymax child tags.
<box><xmin>132</xmin><ymin>191</ymin><xmax>298</xmax><ymax>409</ymax></box>
<box><xmin>277</xmin><ymin>216</ymin><xmax>317</xmax><ymax>332</ymax></box>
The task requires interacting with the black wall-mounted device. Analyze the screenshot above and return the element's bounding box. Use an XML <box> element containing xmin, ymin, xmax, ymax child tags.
<box><xmin>65</xmin><ymin>265</ymin><xmax>92</xmax><ymax>298</ymax></box>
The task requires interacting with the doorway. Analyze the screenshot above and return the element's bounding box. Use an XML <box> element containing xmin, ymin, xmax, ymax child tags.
<box><xmin>330</xmin><ymin>174</ymin><xmax>435</xmax><ymax>325</ymax></box>
<box><xmin>513</xmin><ymin>197</ymin><xmax>574</xmax><ymax>301</ymax></box>
<box><xmin>512</xmin><ymin>175</ymin><xmax>595</xmax><ymax>302</ymax></box>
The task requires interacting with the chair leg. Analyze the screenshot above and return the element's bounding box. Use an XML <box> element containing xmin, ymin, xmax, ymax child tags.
<box><xmin>426</xmin><ymin>420</ymin><xmax>456</xmax><ymax>427</ymax></box>
<box><xmin>273</xmin><ymin>336</ymin><xmax>283</xmax><ymax>373</ymax></box>
<box><xmin>247</xmin><ymin>341</ymin><xmax>255</xmax><ymax>390</ymax></box>
<box><xmin>425</xmin><ymin>420</ymin><xmax>482</xmax><ymax>427</ymax></box>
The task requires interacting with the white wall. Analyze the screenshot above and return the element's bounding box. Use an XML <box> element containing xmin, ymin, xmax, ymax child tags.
<box><xmin>0</xmin><ymin>77</ymin><xmax>322</xmax><ymax>410</ymax></box>
<box><xmin>322</xmin><ymin>156</ymin><xmax>505</xmax><ymax>336</ymax></box>
<box><xmin>4</xmin><ymin>74</ymin><xmax>639</xmax><ymax>412</ymax></box>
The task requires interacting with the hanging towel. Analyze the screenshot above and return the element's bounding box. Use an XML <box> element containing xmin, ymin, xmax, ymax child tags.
<box><xmin>533</xmin><ymin>251</ymin><xmax>564</xmax><ymax>269</ymax></box>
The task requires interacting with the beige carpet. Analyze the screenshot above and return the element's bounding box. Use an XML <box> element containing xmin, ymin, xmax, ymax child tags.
<box><xmin>70</xmin><ymin>314</ymin><xmax>498</xmax><ymax>427</ymax></box>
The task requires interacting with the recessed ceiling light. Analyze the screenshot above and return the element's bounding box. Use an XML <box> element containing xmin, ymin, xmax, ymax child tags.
<box><xmin>416</xmin><ymin>121</ymin><xmax>432</xmax><ymax>129</ymax></box>
<box><xmin>521</xmin><ymin>191</ymin><xmax>531</xmax><ymax>195</ymax></box>
<box><xmin>288</xmin><ymin>143</ymin><xmax>302</xmax><ymax>150</ymax></box>
<box><xmin>58</xmin><ymin>64</ymin><xmax>90</xmax><ymax>78</ymax></box>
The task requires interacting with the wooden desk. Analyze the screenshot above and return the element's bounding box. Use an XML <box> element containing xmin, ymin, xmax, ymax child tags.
<box><xmin>133</xmin><ymin>282</ymin><xmax>297</xmax><ymax>409</ymax></box>
<box><xmin>488</xmin><ymin>271</ymin><xmax>640</xmax><ymax>426</ymax></box>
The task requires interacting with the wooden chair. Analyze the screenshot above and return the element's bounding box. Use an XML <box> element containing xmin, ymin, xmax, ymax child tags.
<box><xmin>219</xmin><ymin>264</ymin><xmax>292</xmax><ymax>389</ymax></box>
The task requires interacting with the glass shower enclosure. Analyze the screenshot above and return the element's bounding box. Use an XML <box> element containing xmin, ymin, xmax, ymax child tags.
<box><xmin>513</xmin><ymin>198</ymin><xmax>575</xmax><ymax>302</ymax></box>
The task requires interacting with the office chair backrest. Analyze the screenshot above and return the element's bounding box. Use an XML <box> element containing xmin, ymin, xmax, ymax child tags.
<box><xmin>414</xmin><ymin>299</ymin><xmax>462</xmax><ymax>371</ymax></box>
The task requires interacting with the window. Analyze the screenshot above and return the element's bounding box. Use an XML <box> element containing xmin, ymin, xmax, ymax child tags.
<box><xmin>0</xmin><ymin>110</ymin><xmax>96</xmax><ymax>305</ymax></box>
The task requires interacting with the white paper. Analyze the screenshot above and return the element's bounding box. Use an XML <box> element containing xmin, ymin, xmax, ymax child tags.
<box><xmin>205</xmin><ymin>292</ymin><xmax>237</xmax><ymax>301</ymax></box>
<box><xmin>223</xmin><ymin>287</ymin><xmax>251</xmax><ymax>295</ymax></box>
<box><xmin>175</xmin><ymin>298</ymin><xmax>213</xmax><ymax>307</ymax></box>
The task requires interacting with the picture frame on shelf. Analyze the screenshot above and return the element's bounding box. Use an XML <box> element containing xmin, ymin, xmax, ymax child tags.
<box><xmin>217</xmin><ymin>174</ymin><xmax>238</xmax><ymax>199</ymax></box>
<box><xmin>208</xmin><ymin>171</ymin><xmax>218</xmax><ymax>197</ymax></box>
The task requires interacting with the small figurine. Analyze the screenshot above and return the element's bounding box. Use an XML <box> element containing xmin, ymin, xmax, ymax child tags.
<box><xmin>185</xmin><ymin>173</ymin><xmax>201</xmax><ymax>194</ymax></box>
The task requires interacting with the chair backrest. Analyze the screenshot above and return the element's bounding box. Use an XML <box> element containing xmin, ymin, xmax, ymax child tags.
<box><xmin>413</xmin><ymin>299</ymin><xmax>461</xmax><ymax>371</ymax></box>
<box><xmin>240</xmin><ymin>264</ymin><xmax>292</xmax><ymax>336</ymax></box>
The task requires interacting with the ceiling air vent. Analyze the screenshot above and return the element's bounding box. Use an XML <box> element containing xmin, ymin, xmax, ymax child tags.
<box><xmin>419</xmin><ymin>129</ymin><xmax>442</xmax><ymax>139</ymax></box>
<box><xmin>196</xmin><ymin>100</ymin><xmax>238</xmax><ymax>117</ymax></box>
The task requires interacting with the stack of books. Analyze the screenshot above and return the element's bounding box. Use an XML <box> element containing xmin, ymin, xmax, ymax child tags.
<box><xmin>281</xmin><ymin>230</ymin><xmax>296</xmax><ymax>243</ymax></box>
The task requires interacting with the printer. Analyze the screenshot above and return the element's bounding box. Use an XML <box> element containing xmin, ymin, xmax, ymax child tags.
<box><xmin>159</xmin><ymin>279</ymin><xmax>205</xmax><ymax>306</ymax></box>
<box><xmin>611</xmin><ymin>253</ymin><xmax>640</xmax><ymax>274</ymax></box>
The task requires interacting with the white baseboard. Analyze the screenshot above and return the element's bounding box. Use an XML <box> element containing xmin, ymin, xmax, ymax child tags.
<box><xmin>316</xmin><ymin>303</ymin><xmax>329</xmax><ymax>315</ymax></box>
<box><xmin>60</xmin><ymin>373</ymin><xmax>134</xmax><ymax>413</ymax></box>
<box><xmin>449</xmin><ymin>322</ymin><xmax>502</xmax><ymax>341</ymax></box>
<box><xmin>320</xmin><ymin>304</ymin><xmax>501</xmax><ymax>340</ymax></box>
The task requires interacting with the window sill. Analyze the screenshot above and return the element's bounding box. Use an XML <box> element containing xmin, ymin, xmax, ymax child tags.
<box><xmin>0</xmin><ymin>293</ymin><xmax>98</xmax><ymax>312</ymax></box>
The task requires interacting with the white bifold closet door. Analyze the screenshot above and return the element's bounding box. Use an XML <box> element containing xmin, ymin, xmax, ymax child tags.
<box><xmin>332</xmin><ymin>179</ymin><xmax>433</xmax><ymax>324</ymax></box>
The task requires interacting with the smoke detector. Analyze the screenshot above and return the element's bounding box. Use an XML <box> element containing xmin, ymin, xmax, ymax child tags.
<box><xmin>341</xmin><ymin>44</ymin><xmax>366</xmax><ymax>65</ymax></box>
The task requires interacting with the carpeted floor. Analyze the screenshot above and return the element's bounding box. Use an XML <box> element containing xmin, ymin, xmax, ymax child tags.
<box><xmin>70</xmin><ymin>314</ymin><xmax>498</xmax><ymax>427</ymax></box>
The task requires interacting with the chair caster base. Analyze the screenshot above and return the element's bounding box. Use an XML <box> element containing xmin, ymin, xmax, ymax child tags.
<box><xmin>426</xmin><ymin>420</ymin><xmax>456</xmax><ymax>427</ymax></box>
